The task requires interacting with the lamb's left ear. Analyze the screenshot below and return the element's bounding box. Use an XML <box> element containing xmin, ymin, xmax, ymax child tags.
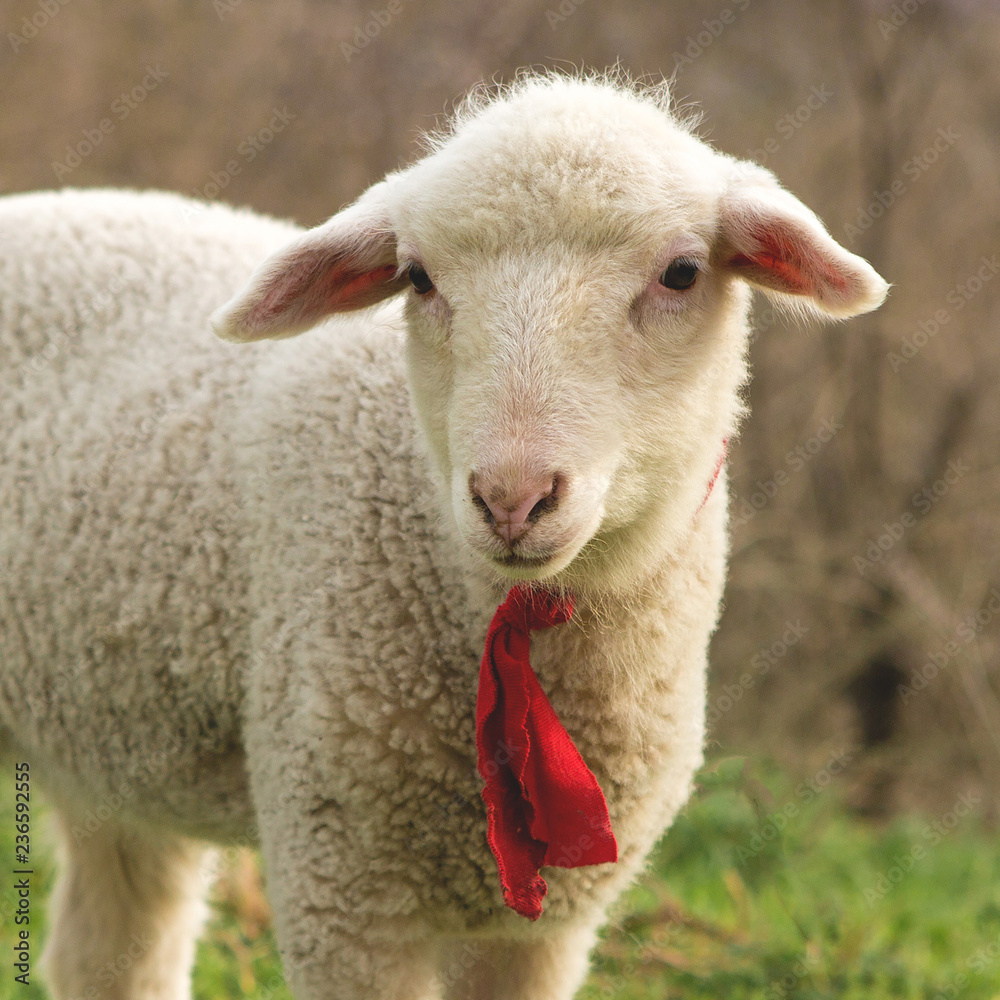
<box><xmin>212</xmin><ymin>184</ymin><xmax>407</xmax><ymax>342</ymax></box>
<box><xmin>717</xmin><ymin>163</ymin><xmax>889</xmax><ymax>318</ymax></box>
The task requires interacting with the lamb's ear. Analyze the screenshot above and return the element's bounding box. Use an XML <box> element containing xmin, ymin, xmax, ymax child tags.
<box><xmin>717</xmin><ymin>164</ymin><xmax>889</xmax><ymax>318</ymax></box>
<box><xmin>212</xmin><ymin>188</ymin><xmax>407</xmax><ymax>342</ymax></box>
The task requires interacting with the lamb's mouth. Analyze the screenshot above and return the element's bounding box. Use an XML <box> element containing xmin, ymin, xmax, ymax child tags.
<box><xmin>484</xmin><ymin>524</ymin><xmax>595</xmax><ymax>579</ymax></box>
<box><xmin>492</xmin><ymin>551</ymin><xmax>555</xmax><ymax>570</ymax></box>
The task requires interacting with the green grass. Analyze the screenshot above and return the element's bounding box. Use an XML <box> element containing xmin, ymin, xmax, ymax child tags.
<box><xmin>586</xmin><ymin>758</ymin><xmax>1000</xmax><ymax>999</ymax></box>
<box><xmin>2</xmin><ymin>757</ymin><xmax>999</xmax><ymax>998</ymax></box>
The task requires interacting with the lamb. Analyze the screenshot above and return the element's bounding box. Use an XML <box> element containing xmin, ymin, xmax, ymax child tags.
<box><xmin>0</xmin><ymin>70</ymin><xmax>887</xmax><ymax>1000</ymax></box>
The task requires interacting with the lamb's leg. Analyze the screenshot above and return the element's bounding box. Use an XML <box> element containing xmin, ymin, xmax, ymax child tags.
<box><xmin>41</xmin><ymin>809</ymin><xmax>209</xmax><ymax>1000</ymax></box>
<box><xmin>441</xmin><ymin>926</ymin><xmax>598</xmax><ymax>1000</ymax></box>
<box><xmin>277</xmin><ymin>927</ymin><xmax>443</xmax><ymax>1000</ymax></box>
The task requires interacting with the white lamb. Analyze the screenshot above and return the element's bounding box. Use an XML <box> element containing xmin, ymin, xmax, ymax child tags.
<box><xmin>0</xmin><ymin>71</ymin><xmax>886</xmax><ymax>1000</ymax></box>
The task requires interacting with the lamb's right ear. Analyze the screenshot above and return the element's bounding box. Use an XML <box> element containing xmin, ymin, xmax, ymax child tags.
<box><xmin>212</xmin><ymin>189</ymin><xmax>407</xmax><ymax>342</ymax></box>
<box><xmin>717</xmin><ymin>162</ymin><xmax>889</xmax><ymax>319</ymax></box>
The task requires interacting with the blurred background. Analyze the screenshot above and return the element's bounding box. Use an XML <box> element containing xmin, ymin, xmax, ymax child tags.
<box><xmin>2</xmin><ymin>0</ymin><xmax>999</xmax><ymax>995</ymax></box>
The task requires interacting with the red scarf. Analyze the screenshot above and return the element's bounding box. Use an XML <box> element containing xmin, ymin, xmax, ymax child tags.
<box><xmin>476</xmin><ymin>585</ymin><xmax>617</xmax><ymax>919</ymax></box>
<box><xmin>475</xmin><ymin>441</ymin><xmax>727</xmax><ymax>919</ymax></box>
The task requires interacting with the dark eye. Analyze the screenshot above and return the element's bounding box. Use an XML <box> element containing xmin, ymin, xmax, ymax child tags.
<box><xmin>659</xmin><ymin>258</ymin><xmax>699</xmax><ymax>291</ymax></box>
<box><xmin>407</xmin><ymin>263</ymin><xmax>435</xmax><ymax>295</ymax></box>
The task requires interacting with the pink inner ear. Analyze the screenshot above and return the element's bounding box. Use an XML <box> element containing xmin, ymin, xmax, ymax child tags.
<box><xmin>250</xmin><ymin>259</ymin><xmax>399</xmax><ymax>331</ymax></box>
<box><xmin>726</xmin><ymin>228</ymin><xmax>812</xmax><ymax>294</ymax></box>
<box><xmin>727</xmin><ymin>249</ymin><xmax>810</xmax><ymax>293</ymax></box>
<box><xmin>320</xmin><ymin>262</ymin><xmax>399</xmax><ymax>311</ymax></box>
<box><xmin>726</xmin><ymin>226</ymin><xmax>849</xmax><ymax>297</ymax></box>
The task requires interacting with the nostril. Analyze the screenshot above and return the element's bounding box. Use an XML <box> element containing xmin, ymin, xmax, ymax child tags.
<box><xmin>469</xmin><ymin>474</ymin><xmax>492</xmax><ymax>523</ymax></box>
<box><xmin>471</xmin><ymin>491</ymin><xmax>494</xmax><ymax>524</ymax></box>
<box><xmin>527</xmin><ymin>476</ymin><xmax>560</xmax><ymax>523</ymax></box>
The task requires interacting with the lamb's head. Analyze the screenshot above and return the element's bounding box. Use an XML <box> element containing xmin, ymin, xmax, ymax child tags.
<box><xmin>214</xmin><ymin>74</ymin><xmax>887</xmax><ymax>586</ymax></box>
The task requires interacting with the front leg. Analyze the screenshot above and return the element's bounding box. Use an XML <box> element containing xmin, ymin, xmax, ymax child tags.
<box><xmin>246</xmin><ymin>734</ymin><xmax>446</xmax><ymax>1000</ymax></box>
<box><xmin>281</xmin><ymin>924</ymin><xmax>443</xmax><ymax>1000</ymax></box>
<box><xmin>440</xmin><ymin>926</ymin><xmax>598</xmax><ymax>1000</ymax></box>
<box><xmin>252</xmin><ymin>779</ymin><xmax>446</xmax><ymax>997</ymax></box>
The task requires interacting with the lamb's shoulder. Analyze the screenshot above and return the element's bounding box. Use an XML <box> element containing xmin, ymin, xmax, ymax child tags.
<box><xmin>0</xmin><ymin>190</ymin><xmax>304</xmax><ymax>835</ymax></box>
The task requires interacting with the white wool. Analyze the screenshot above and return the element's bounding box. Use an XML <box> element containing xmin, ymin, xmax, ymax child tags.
<box><xmin>0</xmin><ymin>72</ymin><xmax>886</xmax><ymax>1000</ymax></box>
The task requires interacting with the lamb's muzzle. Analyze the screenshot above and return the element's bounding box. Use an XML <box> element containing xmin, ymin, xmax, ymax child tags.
<box><xmin>469</xmin><ymin>471</ymin><xmax>561</xmax><ymax>548</ymax></box>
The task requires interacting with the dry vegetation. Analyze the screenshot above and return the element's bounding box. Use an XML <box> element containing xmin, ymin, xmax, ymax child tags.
<box><xmin>2</xmin><ymin>0</ymin><xmax>998</xmax><ymax>816</ymax></box>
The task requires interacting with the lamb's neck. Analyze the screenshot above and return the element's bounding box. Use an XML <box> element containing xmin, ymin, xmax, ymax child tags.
<box><xmin>524</xmin><ymin>543</ymin><xmax>719</xmax><ymax>793</ymax></box>
<box><xmin>564</xmin><ymin>471</ymin><xmax>728</xmax><ymax>604</ymax></box>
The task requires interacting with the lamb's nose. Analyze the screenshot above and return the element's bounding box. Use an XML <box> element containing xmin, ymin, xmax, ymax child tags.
<box><xmin>469</xmin><ymin>474</ymin><xmax>560</xmax><ymax>548</ymax></box>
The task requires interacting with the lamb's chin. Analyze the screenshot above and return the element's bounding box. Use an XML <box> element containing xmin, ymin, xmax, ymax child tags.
<box><xmin>476</xmin><ymin>536</ymin><xmax>588</xmax><ymax>583</ymax></box>
<box><xmin>485</xmin><ymin>552</ymin><xmax>565</xmax><ymax>583</ymax></box>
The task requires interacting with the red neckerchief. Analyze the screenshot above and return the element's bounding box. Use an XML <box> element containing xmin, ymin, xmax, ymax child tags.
<box><xmin>475</xmin><ymin>441</ymin><xmax>727</xmax><ymax>919</ymax></box>
<box><xmin>476</xmin><ymin>585</ymin><xmax>617</xmax><ymax>919</ymax></box>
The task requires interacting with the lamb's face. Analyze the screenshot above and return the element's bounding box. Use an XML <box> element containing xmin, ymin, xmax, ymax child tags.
<box><xmin>213</xmin><ymin>76</ymin><xmax>888</xmax><ymax>586</ymax></box>
<box><xmin>400</xmin><ymin>252</ymin><xmax>739</xmax><ymax>581</ymax></box>
<box><xmin>390</xmin><ymin>87</ymin><xmax>747</xmax><ymax>581</ymax></box>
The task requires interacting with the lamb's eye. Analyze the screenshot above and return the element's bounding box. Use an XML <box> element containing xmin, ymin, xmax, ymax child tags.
<box><xmin>659</xmin><ymin>258</ymin><xmax>699</xmax><ymax>291</ymax></box>
<box><xmin>407</xmin><ymin>263</ymin><xmax>435</xmax><ymax>295</ymax></box>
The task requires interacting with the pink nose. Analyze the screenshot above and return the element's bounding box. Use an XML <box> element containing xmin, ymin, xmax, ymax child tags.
<box><xmin>470</xmin><ymin>474</ymin><xmax>561</xmax><ymax>548</ymax></box>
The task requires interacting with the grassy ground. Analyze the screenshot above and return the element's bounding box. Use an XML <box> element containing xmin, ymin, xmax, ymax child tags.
<box><xmin>2</xmin><ymin>756</ymin><xmax>998</xmax><ymax>999</ymax></box>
